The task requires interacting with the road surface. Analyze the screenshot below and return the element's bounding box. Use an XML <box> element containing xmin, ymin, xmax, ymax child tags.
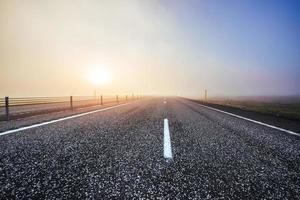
<box><xmin>0</xmin><ymin>97</ymin><xmax>299</xmax><ymax>199</ymax></box>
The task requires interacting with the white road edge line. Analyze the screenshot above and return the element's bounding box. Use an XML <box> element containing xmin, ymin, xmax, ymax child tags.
<box><xmin>190</xmin><ymin>101</ymin><xmax>300</xmax><ymax>137</ymax></box>
<box><xmin>164</xmin><ymin>118</ymin><xmax>173</xmax><ymax>161</ymax></box>
<box><xmin>0</xmin><ymin>103</ymin><xmax>132</xmax><ymax>137</ymax></box>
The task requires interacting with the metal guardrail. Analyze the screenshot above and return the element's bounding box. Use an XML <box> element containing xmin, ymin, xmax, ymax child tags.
<box><xmin>0</xmin><ymin>95</ymin><xmax>140</xmax><ymax>121</ymax></box>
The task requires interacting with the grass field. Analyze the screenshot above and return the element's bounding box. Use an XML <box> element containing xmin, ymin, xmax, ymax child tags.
<box><xmin>206</xmin><ymin>99</ymin><xmax>300</xmax><ymax>121</ymax></box>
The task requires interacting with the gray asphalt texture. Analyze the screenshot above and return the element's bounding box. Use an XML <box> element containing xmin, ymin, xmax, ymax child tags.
<box><xmin>0</xmin><ymin>97</ymin><xmax>299</xmax><ymax>199</ymax></box>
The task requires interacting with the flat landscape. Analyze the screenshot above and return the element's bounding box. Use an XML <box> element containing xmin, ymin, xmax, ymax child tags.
<box><xmin>203</xmin><ymin>97</ymin><xmax>300</xmax><ymax>121</ymax></box>
<box><xmin>0</xmin><ymin>97</ymin><xmax>299</xmax><ymax>199</ymax></box>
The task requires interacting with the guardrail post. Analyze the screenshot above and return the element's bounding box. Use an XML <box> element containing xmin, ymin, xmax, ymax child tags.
<box><xmin>5</xmin><ymin>96</ymin><xmax>9</xmax><ymax>121</ymax></box>
<box><xmin>70</xmin><ymin>96</ymin><xmax>73</xmax><ymax>111</ymax></box>
<box><xmin>101</xmin><ymin>95</ymin><xmax>103</xmax><ymax>105</ymax></box>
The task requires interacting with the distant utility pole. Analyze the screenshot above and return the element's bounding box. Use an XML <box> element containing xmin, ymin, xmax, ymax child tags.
<box><xmin>205</xmin><ymin>89</ymin><xmax>207</xmax><ymax>101</ymax></box>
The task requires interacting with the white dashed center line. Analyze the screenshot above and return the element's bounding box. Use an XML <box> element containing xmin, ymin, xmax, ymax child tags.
<box><xmin>164</xmin><ymin>118</ymin><xmax>173</xmax><ymax>162</ymax></box>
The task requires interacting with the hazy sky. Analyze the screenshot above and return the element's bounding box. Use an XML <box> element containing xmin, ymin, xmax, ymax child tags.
<box><xmin>1</xmin><ymin>0</ymin><xmax>300</xmax><ymax>97</ymax></box>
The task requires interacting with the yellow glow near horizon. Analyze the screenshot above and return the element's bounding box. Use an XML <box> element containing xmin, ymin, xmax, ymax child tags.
<box><xmin>88</xmin><ymin>67</ymin><xmax>112</xmax><ymax>86</ymax></box>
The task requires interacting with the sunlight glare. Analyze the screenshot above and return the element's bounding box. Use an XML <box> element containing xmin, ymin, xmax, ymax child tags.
<box><xmin>88</xmin><ymin>67</ymin><xmax>112</xmax><ymax>86</ymax></box>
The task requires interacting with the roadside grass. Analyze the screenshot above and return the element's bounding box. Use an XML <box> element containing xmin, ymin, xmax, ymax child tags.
<box><xmin>207</xmin><ymin>100</ymin><xmax>300</xmax><ymax>121</ymax></box>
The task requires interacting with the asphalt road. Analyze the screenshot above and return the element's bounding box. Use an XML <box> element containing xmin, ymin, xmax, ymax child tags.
<box><xmin>0</xmin><ymin>97</ymin><xmax>299</xmax><ymax>199</ymax></box>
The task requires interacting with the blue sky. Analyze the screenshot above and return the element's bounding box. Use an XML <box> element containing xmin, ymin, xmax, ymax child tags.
<box><xmin>166</xmin><ymin>0</ymin><xmax>300</xmax><ymax>95</ymax></box>
<box><xmin>171</xmin><ymin>0</ymin><xmax>300</xmax><ymax>66</ymax></box>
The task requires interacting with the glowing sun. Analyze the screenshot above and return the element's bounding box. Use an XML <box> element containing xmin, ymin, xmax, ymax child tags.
<box><xmin>88</xmin><ymin>67</ymin><xmax>112</xmax><ymax>86</ymax></box>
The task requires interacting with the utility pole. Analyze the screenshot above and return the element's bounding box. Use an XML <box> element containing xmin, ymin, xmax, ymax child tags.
<box><xmin>205</xmin><ymin>89</ymin><xmax>207</xmax><ymax>101</ymax></box>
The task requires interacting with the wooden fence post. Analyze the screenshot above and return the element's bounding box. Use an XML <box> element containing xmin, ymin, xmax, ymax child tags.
<box><xmin>70</xmin><ymin>96</ymin><xmax>73</xmax><ymax>111</ymax></box>
<box><xmin>5</xmin><ymin>96</ymin><xmax>9</xmax><ymax>121</ymax></box>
